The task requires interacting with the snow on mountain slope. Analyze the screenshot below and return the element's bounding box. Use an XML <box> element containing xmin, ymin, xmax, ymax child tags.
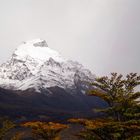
<box><xmin>14</xmin><ymin>39</ymin><xmax>64</xmax><ymax>63</ymax></box>
<box><xmin>0</xmin><ymin>39</ymin><xmax>95</xmax><ymax>93</ymax></box>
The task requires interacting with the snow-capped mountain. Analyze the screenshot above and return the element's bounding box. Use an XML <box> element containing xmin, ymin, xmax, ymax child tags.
<box><xmin>0</xmin><ymin>39</ymin><xmax>95</xmax><ymax>94</ymax></box>
<box><xmin>0</xmin><ymin>39</ymin><xmax>106</xmax><ymax>117</ymax></box>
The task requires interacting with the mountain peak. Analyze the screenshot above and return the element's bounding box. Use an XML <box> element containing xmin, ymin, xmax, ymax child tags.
<box><xmin>23</xmin><ymin>39</ymin><xmax>48</xmax><ymax>48</ymax></box>
<box><xmin>13</xmin><ymin>39</ymin><xmax>64</xmax><ymax>62</ymax></box>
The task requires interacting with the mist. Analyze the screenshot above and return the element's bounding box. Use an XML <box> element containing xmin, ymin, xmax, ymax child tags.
<box><xmin>0</xmin><ymin>0</ymin><xmax>140</xmax><ymax>76</ymax></box>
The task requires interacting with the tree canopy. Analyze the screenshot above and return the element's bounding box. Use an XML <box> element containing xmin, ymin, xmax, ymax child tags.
<box><xmin>70</xmin><ymin>73</ymin><xmax>140</xmax><ymax>140</ymax></box>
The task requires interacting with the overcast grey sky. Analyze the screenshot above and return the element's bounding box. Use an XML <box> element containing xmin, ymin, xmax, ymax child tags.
<box><xmin>0</xmin><ymin>0</ymin><xmax>140</xmax><ymax>76</ymax></box>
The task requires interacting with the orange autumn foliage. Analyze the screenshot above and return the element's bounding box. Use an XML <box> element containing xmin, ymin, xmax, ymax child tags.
<box><xmin>22</xmin><ymin>121</ymin><xmax>68</xmax><ymax>140</ymax></box>
<box><xmin>22</xmin><ymin>121</ymin><xmax>68</xmax><ymax>131</ymax></box>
